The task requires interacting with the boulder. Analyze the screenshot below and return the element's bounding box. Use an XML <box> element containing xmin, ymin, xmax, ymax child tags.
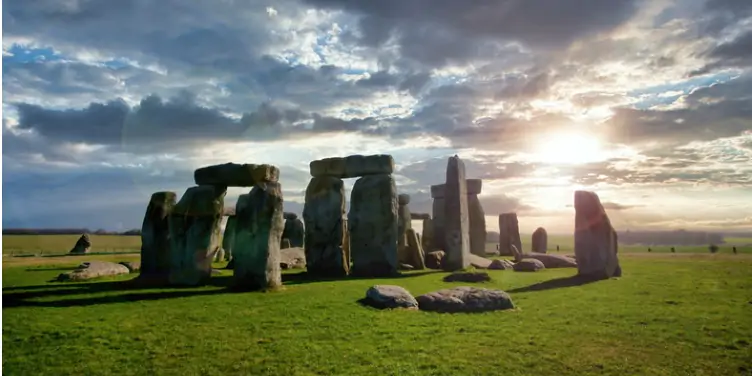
<box><xmin>363</xmin><ymin>285</ymin><xmax>419</xmax><ymax>310</ymax></box>
<box><xmin>488</xmin><ymin>259</ymin><xmax>514</xmax><ymax>270</ymax></box>
<box><xmin>280</xmin><ymin>247</ymin><xmax>306</xmax><ymax>269</ymax></box>
<box><xmin>416</xmin><ymin>287</ymin><xmax>514</xmax><ymax>313</ymax></box>
<box><xmin>513</xmin><ymin>258</ymin><xmax>545</xmax><ymax>272</ymax></box>
<box><xmin>310</xmin><ymin>154</ymin><xmax>394</xmax><ymax>179</ymax></box>
<box><xmin>283</xmin><ymin>212</ymin><xmax>298</xmax><ymax>220</ymax></box>
<box><xmin>222</xmin><ymin>215</ymin><xmax>238</xmax><ymax>261</ymax></box>
<box><xmin>421</xmin><ymin>217</ymin><xmax>434</xmax><ymax>253</ymax></box>
<box><xmin>194</xmin><ymin>163</ymin><xmax>279</xmax><ymax>186</ymax></box>
<box><xmin>574</xmin><ymin>190</ymin><xmax>621</xmax><ymax>279</ymax></box>
<box><xmin>432</xmin><ymin>197</ymin><xmax>446</xmax><ymax>253</ymax></box>
<box><xmin>468</xmin><ymin>254</ymin><xmax>493</xmax><ymax>269</ymax></box>
<box><xmin>425</xmin><ymin>250</ymin><xmax>445</xmax><ymax>269</ymax></box>
<box><xmin>139</xmin><ymin>191</ymin><xmax>175</xmax><ymax>280</ymax></box>
<box><xmin>57</xmin><ymin>261</ymin><xmax>130</xmax><ymax>282</ymax></box>
<box><xmin>532</xmin><ymin>227</ymin><xmax>548</xmax><ymax>253</ymax></box>
<box><xmin>398</xmin><ymin>194</ymin><xmax>411</xmax><ymax>205</ymax></box>
<box><xmin>443</xmin><ymin>271</ymin><xmax>491</xmax><ymax>283</ymax></box>
<box><xmin>303</xmin><ymin>176</ymin><xmax>348</xmax><ymax>277</ymax></box>
<box><xmin>349</xmin><ymin>174</ymin><xmax>399</xmax><ymax>277</ymax></box>
<box><xmin>397</xmin><ymin>197</ymin><xmax>412</xmax><ymax>260</ymax></box>
<box><xmin>442</xmin><ymin>156</ymin><xmax>471</xmax><ymax>271</ymax></box>
<box><xmin>119</xmin><ymin>261</ymin><xmax>141</xmax><ymax>273</ymax></box>
<box><xmin>282</xmin><ymin>214</ymin><xmax>305</xmax><ymax>248</ymax></box>
<box><xmin>518</xmin><ymin>253</ymin><xmax>577</xmax><ymax>268</ymax></box>
<box><xmin>69</xmin><ymin>234</ymin><xmax>91</xmax><ymax>254</ymax></box>
<box><xmin>498</xmin><ymin>213</ymin><xmax>522</xmax><ymax>256</ymax></box>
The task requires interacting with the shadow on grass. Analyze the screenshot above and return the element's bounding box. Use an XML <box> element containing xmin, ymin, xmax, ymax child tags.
<box><xmin>24</xmin><ymin>267</ymin><xmax>77</xmax><ymax>272</ymax></box>
<box><xmin>281</xmin><ymin>270</ymin><xmax>443</xmax><ymax>286</ymax></box>
<box><xmin>506</xmin><ymin>275</ymin><xmax>602</xmax><ymax>293</ymax></box>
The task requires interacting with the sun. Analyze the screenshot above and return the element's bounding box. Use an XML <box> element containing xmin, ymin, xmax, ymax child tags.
<box><xmin>531</xmin><ymin>131</ymin><xmax>605</xmax><ymax>165</ymax></box>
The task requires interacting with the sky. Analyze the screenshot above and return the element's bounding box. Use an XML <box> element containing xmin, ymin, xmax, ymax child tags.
<box><xmin>2</xmin><ymin>0</ymin><xmax>751</xmax><ymax>235</ymax></box>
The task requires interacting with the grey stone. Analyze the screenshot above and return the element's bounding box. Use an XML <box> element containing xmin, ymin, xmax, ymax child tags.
<box><xmin>498</xmin><ymin>213</ymin><xmax>522</xmax><ymax>256</ymax></box>
<box><xmin>513</xmin><ymin>258</ymin><xmax>546</xmax><ymax>272</ymax></box>
<box><xmin>119</xmin><ymin>261</ymin><xmax>141</xmax><ymax>273</ymax></box>
<box><xmin>282</xmin><ymin>214</ymin><xmax>305</xmax><ymax>248</ymax></box>
<box><xmin>222</xmin><ymin>215</ymin><xmax>238</xmax><ymax>261</ymax></box>
<box><xmin>364</xmin><ymin>285</ymin><xmax>419</xmax><ymax>310</ymax></box>
<box><xmin>69</xmin><ymin>234</ymin><xmax>91</xmax><ymax>254</ymax></box>
<box><xmin>139</xmin><ymin>191</ymin><xmax>175</xmax><ymax>280</ymax></box>
<box><xmin>443</xmin><ymin>271</ymin><xmax>491</xmax><ymax>283</ymax></box>
<box><xmin>574</xmin><ymin>190</ymin><xmax>621</xmax><ymax>279</ymax></box>
<box><xmin>397</xmin><ymin>198</ymin><xmax>412</xmax><ymax>261</ymax></box>
<box><xmin>518</xmin><ymin>253</ymin><xmax>577</xmax><ymax>268</ymax></box>
<box><xmin>532</xmin><ymin>227</ymin><xmax>548</xmax><ymax>253</ymax></box>
<box><xmin>416</xmin><ymin>287</ymin><xmax>514</xmax><ymax>313</ymax></box>
<box><xmin>431</xmin><ymin>197</ymin><xmax>446</xmax><ymax>252</ymax></box>
<box><xmin>430</xmin><ymin>179</ymin><xmax>483</xmax><ymax>198</ymax></box>
<box><xmin>398</xmin><ymin>193</ymin><xmax>410</xmax><ymax>205</ymax></box>
<box><xmin>442</xmin><ymin>156</ymin><xmax>471</xmax><ymax>271</ymax></box>
<box><xmin>421</xmin><ymin>217</ymin><xmax>434</xmax><ymax>253</ymax></box>
<box><xmin>349</xmin><ymin>174</ymin><xmax>399</xmax><ymax>277</ymax></box>
<box><xmin>280</xmin><ymin>247</ymin><xmax>306</xmax><ymax>269</ymax></box>
<box><xmin>168</xmin><ymin>185</ymin><xmax>226</xmax><ymax>286</ymax></box>
<box><xmin>404</xmin><ymin>228</ymin><xmax>426</xmax><ymax>269</ymax></box>
<box><xmin>194</xmin><ymin>163</ymin><xmax>279</xmax><ymax>186</ymax></box>
<box><xmin>303</xmin><ymin>176</ymin><xmax>348</xmax><ymax>276</ymax></box>
<box><xmin>468</xmin><ymin>254</ymin><xmax>493</xmax><ymax>269</ymax></box>
<box><xmin>57</xmin><ymin>261</ymin><xmax>130</xmax><ymax>282</ymax></box>
<box><xmin>425</xmin><ymin>250</ymin><xmax>445</xmax><ymax>269</ymax></box>
<box><xmin>468</xmin><ymin>194</ymin><xmax>487</xmax><ymax>257</ymax></box>
<box><xmin>310</xmin><ymin>154</ymin><xmax>394</xmax><ymax>178</ymax></box>
<box><xmin>233</xmin><ymin>182</ymin><xmax>284</xmax><ymax>290</ymax></box>
<box><xmin>488</xmin><ymin>259</ymin><xmax>514</xmax><ymax>270</ymax></box>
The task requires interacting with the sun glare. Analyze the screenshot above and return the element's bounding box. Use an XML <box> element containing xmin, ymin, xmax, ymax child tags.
<box><xmin>532</xmin><ymin>131</ymin><xmax>605</xmax><ymax>165</ymax></box>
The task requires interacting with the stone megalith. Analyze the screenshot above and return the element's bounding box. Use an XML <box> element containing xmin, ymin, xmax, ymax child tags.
<box><xmin>405</xmin><ymin>228</ymin><xmax>426</xmax><ymax>269</ymax></box>
<box><xmin>431</xmin><ymin>179</ymin><xmax>486</xmax><ymax>256</ymax></box>
<box><xmin>342</xmin><ymin>217</ymin><xmax>351</xmax><ymax>268</ymax></box>
<box><xmin>168</xmin><ymin>185</ymin><xmax>226</xmax><ymax>286</ymax></box>
<box><xmin>498</xmin><ymin>213</ymin><xmax>522</xmax><ymax>256</ymax></box>
<box><xmin>422</xmin><ymin>217</ymin><xmax>434</xmax><ymax>253</ymax></box>
<box><xmin>303</xmin><ymin>176</ymin><xmax>348</xmax><ymax>276</ymax></box>
<box><xmin>349</xmin><ymin>174</ymin><xmax>399</xmax><ymax>277</ymax></box>
<box><xmin>442</xmin><ymin>156</ymin><xmax>471</xmax><ymax>271</ymax></box>
<box><xmin>574</xmin><ymin>190</ymin><xmax>621</xmax><ymax>279</ymax></box>
<box><xmin>69</xmin><ymin>234</ymin><xmax>92</xmax><ymax>254</ymax></box>
<box><xmin>194</xmin><ymin>163</ymin><xmax>279</xmax><ymax>186</ymax></box>
<box><xmin>397</xmin><ymin>193</ymin><xmax>412</xmax><ymax>265</ymax></box>
<box><xmin>282</xmin><ymin>212</ymin><xmax>305</xmax><ymax>248</ymax></box>
<box><xmin>233</xmin><ymin>182</ymin><xmax>284</xmax><ymax>290</ymax></box>
<box><xmin>431</xmin><ymin>195</ymin><xmax>446</xmax><ymax>252</ymax></box>
<box><xmin>532</xmin><ymin>227</ymin><xmax>548</xmax><ymax>253</ymax></box>
<box><xmin>222</xmin><ymin>215</ymin><xmax>238</xmax><ymax>261</ymax></box>
<box><xmin>310</xmin><ymin>154</ymin><xmax>394</xmax><ymax>179</ymax></box>
<box><xmin>139</xmin><ymin>192</ymin><xmax>177</xmax><ymax>280</ymax></box>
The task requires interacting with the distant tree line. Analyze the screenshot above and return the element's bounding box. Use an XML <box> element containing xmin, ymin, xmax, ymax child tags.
<box><xmin>2</xmin><ymin>228</ymin><xmax>142</xmax><ymax>236</ymax></box>
<box><xmin>618</xmin><ymin>230</ymin><xmax>724</xmax><ymax>245</ymax></box>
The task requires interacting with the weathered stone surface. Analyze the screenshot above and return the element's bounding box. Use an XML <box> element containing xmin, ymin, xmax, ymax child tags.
<box><xmin>69</xmin><ymin>234</ymin><xmax>91</xmax><ymax>254</ymax></box>
<box><xmin>513</xmin><ymin>258</ymin><xmax>545</xmax><ymax>272</ymax></box>
<box><xmin>416</xmin><ymin>287</ymin><xmax>514</xmax><ymax>313</ymax></box>
<box><xmin>283</xmin><ymin>212</ymin><xmax>298</xmax><ymax>220</ymax></box>
<box><xmin>397</xmin><ymin>198</ymin><xmax>412</xmax><ymax>256</ymax></box>
<box><xmin>443</xmin><ymin>271</ymin><xmax>491</xmax><ymax>283</ymax></box>
<box><xmin>168</xmin><ymin>186</ymin><xmax>226</xmax><ymax>286</ymax></box>
<box><xmin>498</xmin><ymin>213</ymin><xmax>522</xmax><ymax>256</ymax></box>
<box><xmin>139</xmin><ymin>191</ymin><xmax>175</xmax><ymax>279</ymax></box>
<box><xmin>349</xmin><ymin>174</ymin><xmax>399</xmax><ymax>277</ymax></box>
<box><xmin>303</xmin><ymin>177</ymin><xmax>348</xmax><ymax>276</ymax></box>
<box><xmin>425</xmin><ymin>250</ymin><xmax>445</xmax><ymax>269</ymax></box>
<box><xmin>222</xmin><ymin>215</ymin><xmax>238</xmax><ymax>261</ymax></box>
<box><xmin>310</xmin><ymin>154</ymin><xmax>394</xmax><ymax>178</ymax></box>
<box><xmin>280</xmin><ymin>247</ymin><xmax>306</xmax><ymax>269</ymax></box>
<box><xmin>532</xmin><ymin>227</ymin><xmax>548</xmax><ymax>253</ymax></box>
<box><xmin>468</xmin><ymin>194</ymin><xmax>487</xmax><ymax>257</ymax></box>
<box><xmin>57</xmin><ymin>261</ymin><xmax>130</xmax><ymax>282</ymax></box>
<box><xmin>194</xmin><ymin>163</ymin><xmax>279</xmax><ymax>186</ymax></box>
<box><xmin>233</xmin><ymin>182</ymin><xmax>284</xmax><ymax>290</ymax></box>
<box><xmin>518</xmin><ymin>253</ymin><xmax>577</xmax><ymax>268</ymax></box>
<box><xmin>363</xmin><ymin>285</ymin><xmax>419</xmax><ymax>310</ymax></box>
<box><xmin>574</xmin><ymin>190</ymin><xmax>621</xmax><ymax>279</ymax></box>
<box><xmin>282</xmin><ymin>214</ymin><xmax>305</xmax><ymax>248</ymax></box>
<box><xmin>430</xmin><ymin>179</ymin><xmax>483</xmax><ymax>198</ymax></box>
<box><xmin>488</xmin><ymin>259</ymin><xmax>514</xmax><ymax>270</ymax></box>
<box><xmin>398</xmin><ymin>194</ymin><xmax>410</xmax><ymax>205</ymax></box>
<box><xmin>468</xmin><ymin>254</ymin><xmax>493</xmax><ymax>269</ymax></box>
<box><xmin>119</xmin><ymin>261</ymin><xmax>141</xmax><ymax>273</ymax></box>
<box><xmin>421</xmin><ymin>217</ymin><xmax>434</xmax><ymax>253</ymax></box>
<box><xmin>431</xmin><ymin>197</ymin><xmax>446</xmax><ymax>252</ymax></box>
<box><xmin>411</xmin><ymin>213</ymin><xmax>431</xmax><ymax>220</ymax></box>
<box><xmin>442</xmin><ymin>156</ymin><xmax>471</xmax><ymax>271</ymax></box>
<box><xmin>404</xmin><ymin>228</ymin><xmax>426</xmax><ymax>269</ymax></box>
<box><xmin>343</xmin><ymin>217</ymin><xmax>350</xmax><ymax>268</ymax></box>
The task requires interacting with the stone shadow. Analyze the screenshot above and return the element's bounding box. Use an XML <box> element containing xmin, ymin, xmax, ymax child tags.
<box><xmin>281</xmin><ymin>270</ymin><xmax>443</xmax><ymax>286</ymax></box>
<box><xmin>505</xmin><ymin>275</ymin><xmax>602</xmax><ymax>293</ymax></box>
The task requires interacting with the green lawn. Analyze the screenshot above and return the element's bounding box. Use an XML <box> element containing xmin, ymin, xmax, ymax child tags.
<box><xmin>2</xmin><ymin>235</ymin><xmax>142</xmax><ymax>256</ymax></box>
<box><xmin>3</xmin><ymin>252</ymin><xmax>752</xmax><ymax>376</ymax></box>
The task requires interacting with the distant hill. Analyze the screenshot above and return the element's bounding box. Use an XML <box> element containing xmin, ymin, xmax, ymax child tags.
<box><xmin>2</xmin><ymin>228</ymin><xmax>141</xmax><ymax>236</ymax></box>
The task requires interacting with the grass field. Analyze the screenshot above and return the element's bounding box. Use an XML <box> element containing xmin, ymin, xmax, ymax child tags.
<box><xmin>3</xmin><ymin>250</ymin><xmax>752</xmax><ymax>375</ymax></box>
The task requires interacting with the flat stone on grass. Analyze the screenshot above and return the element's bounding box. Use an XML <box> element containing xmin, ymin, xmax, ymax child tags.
<box><xmin>362</xmin><ymin>285</ymin><xmax>419</xmax><ymax>310</ymax></box>
<box><xmin>443</xmin><ymin>271</ymin><xmax>492</xmax><ymax>283</ymax></box>
<box><xmin>416</xmin><ymin>287</ymin><xmax>514</xmax><ymax>313</ymax></box>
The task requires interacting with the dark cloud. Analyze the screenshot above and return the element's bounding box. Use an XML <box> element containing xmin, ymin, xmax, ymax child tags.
<box><xmin>693</xmin><ymin>31</ymin><xmax>752</xmax><ymax>74</ymax></box>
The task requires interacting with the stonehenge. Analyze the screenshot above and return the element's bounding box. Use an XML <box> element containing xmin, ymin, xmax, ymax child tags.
<box><xmin>574</xmin><ymin>190</ymin><xmax>622</xmax><ymax>279</ymax></box>
<box><xmin>397</xmin><ymin>194</ymin><xmax>412</xmax><ymax>265</ymax></box>
<box><xmin>498</xmin><ymin>213</ymin><xmax>522</xmax><ymax>256</ymax></box>
<box><xmin>430</xmin><ymin>178</ymin><xmax>486</xmax><ymax>257</ymax></box>
<box><xmin>281</xmin><ymin>212</ymin><xmax>305</xmax><ymax>248</ymax></box>
<box><xmin>349</xmin><ymin>173</ymin><xmax>399</xmax><ymax>277</ymax></box>
<box><xmin>532</xmin><ymin>227</ymin><xmax>548</xmax><ymax>253</ymax></box>
<box><xmin>303</xmin><ymin>176</ymin><xmax>349</xmax><ymax>277</ymax></box>
<box><xmin>441</xmin><ymin>156</ymin><xmax>471</xmax><ymax>271</ymax></box>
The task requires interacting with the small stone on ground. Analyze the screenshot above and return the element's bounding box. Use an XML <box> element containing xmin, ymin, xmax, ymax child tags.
<box><xmin>363</xmin><ymin>285</ymin><xmax>419</xmax><ymax>310</ymax></box>
<box><xmin>443</xmin><ymin>271</ymin><xmax>491</xmax><ymax>283</ymax></box>
<box><xmin>416</xmin><ymin>286</ymin><xmax>514</xmax><ymax>313</ymax></box>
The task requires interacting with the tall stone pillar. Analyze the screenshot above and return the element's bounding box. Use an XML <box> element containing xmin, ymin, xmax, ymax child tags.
<box><xmin>574</xmin><ymin>191</ymin><xmax>621</xmax><ymax>279</ymax></box>
<box><xmin>139</xmin><ymin>191</ymin><xmax>176</xmax><ymax>282</ymax></box>
<box><xmin>282</xmin><ymin>212</ymin><xmax>305</xmax><ymax>248</ymax></box>
<box><xmin>397</xmin><ymin>194</ymin><xmax>412</xmax><ymax>265</ymax></box>
<box><xmin>498</xmin><ymin>213</ymin><xmax>522</xmax><ymax>256</ymax></box>
<box><xmin>532</xmin><ymin>227</ymin><xmax>548</xmax><ymax>253</ymax></box>
<box><xmin>349</xmin><ymin>174</ymin><xmax>399</xmax><ymax>277</ymax></box>
<box><xmin>303</xmin><ymin>177</ymin><xmax>348</xmax><ymax>277</ymax></box>
<box><xmin>442</xmin><ymin>156</ymin><xmax>471</xmax><ymax>271</ymax></box>
<box><xmin>431</xmin><ymin>179</ymin><xmax>486</xmax><ymax>256</ymax></box>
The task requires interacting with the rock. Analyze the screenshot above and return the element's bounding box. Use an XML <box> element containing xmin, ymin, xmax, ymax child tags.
<box><xmin>443</xmin><ymin>271</ymin><xmax>491</xmax><ymax>283</ymax></box>
<box><xmin>488</xmin><ymin>259</ymin><xmax>514</xmax><ymax>270</ymax></box>
<box><xmin>421</xmin><ymin>217</ymin><xmax>434</xmax><ymax>253</ymax></box>
<box><xmin>397</xmin><ymin>197</ymin><xmax>412</xmax><ymax>262</ymax></box>
<box><xmin>343</xmin><ymin>217</ymin><xmax>351</xmax><ymax>268</ymax></box>
<box><xmin>283</xmin><ymin>212</ymin><xmax>298</xmax><ymax>220</ymax></box>
<box><xmin>513</xmin><ymin>258</ymin><xmax>545</xmax><ymax>272</ymax></box>
<box><xmin>168</xmin><ymin>185</ymin><xmax>226</xmax><ymax>286</ymax></box>
<box><xmin>518</xmin><ymin>253</ymin><xmax>577</xmax><ymax>268</ymax></box>
<box><xmin>57</xmin><ymin>261</ymin><xmax>130</xmax><ymax>282</ymax></box>
<box><xmin>363</xmin><ymin>285</ymin><xmax>419</xmax><ymax>310</ymax></box>
<box><xmin>532</xmin><ymin>227</ymin><xmax>548</xmax><ymax>253</ymax></box>
<box><xmin>69</xmin><ymin>234</ymin><xmax>91</xmax><ymax>254</ymax></box>
<box><xmin>349</xmin><ymin>174</ymin><xmax>399</xmax><ymax>277</ymax></box>
<box><xmin>398</xmin><ymin>193</ymin><xmax>411</xmax><ymax>205</ymax></box>
<box><xmin>194</xmin><ymin>162</ymin><xmax>279</xmax><ymax>186</ymax></box>
<box><xmin>468</xmin><ymin>254</ymin><xmax>493</xmax><ymax>269</ymax></box>
<box><xmin>303</xmin><ymin>176</ymin><xmax>348</xmax><ymax>276</ymax></box>
<box><xmin>280</xmin><ymin>247</ymin><xmax>306</xmax><ymax>269</ymax></box>
<box><xmin>468</xmin><ymin>194</ymin><xmax>487</xmax><ymax>257</ymax></box>
<box><xmin>233</xmin><ymin>182</ymin><xmax>284</xmax><ymax>290</ymax></box>
<box><xmin>404</xmin><ymin>228</ymin><xmax>426</xmax><ymax>269</ymax></box>
<box><xmin>574</xmin><ymin>190</ymin><xmax>621</xmax><ymax>279</ymax></box>
<box><xmin>222</xmin><ymin>215</ymin><xmax>238</xmax><ymax>261</ymax></box>
<box><xmin>425</xmin><ymin>250</ymin><xmax>445</xmax><ymax>269</ymax></box>
<box><xmin>431</xmin><ymin>197</ymin><xmax>446</xmax><ymax>253</ymax></box>
<box><xmin>498</xmin><ymin>213</ymin><xmax>522</xmax><ymax>256</ymax></box>
<box><xmin>310</xmin><ymin>154</ymin><xmax>394</xmax><ymax>179</ymax></box>
<box><xmin>410</xmin><ymin>213</ymin><xmax>431</xmax><ymax>220</ymax></box>
<box><xmin>430</xmin><ymin>179</ymin><xmax>483</xmax><ymax>197</ymax></box>
<box><xmin>139</xmin><ymin>191</ymin><xmax>176</xmax><ymax>280</ymax></box>
<box><xmin>119</xmin><ymin>261</ymin><xmax>141</xmax><ymax>273</ymax></box>
<box><xmin>442</xmin><ymin>156</ymin><xmax>471</xmax><ymax>271</ymax></box>
<box><xmin>416</xmin><ymin>286</ymin><xmax>514</xmax><ymax>313</ymax></box>
<box><xmin>280</xmin><ymin>238</ymin><xmax>292</xmax><ymax>249</ymax></box>
<box><xmin>282</xmin><ymin>214</ymin><xmax>305</xmax><ymax>248</ymax></box>
<box><xmin>399</xmin><ymin>263</ymin><xmax>415</xmax><ymax>270</ymax></box>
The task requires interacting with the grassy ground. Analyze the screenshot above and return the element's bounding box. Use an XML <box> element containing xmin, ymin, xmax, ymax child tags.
<box><xmin>2</xmin><ymin>235</ymin><xmax>141</xmax><ymax>256</ymax></box>
<box><xmin>3</xmin><ymin>252</ymin><xmax>752</xmax><ymax>376</ymax></box>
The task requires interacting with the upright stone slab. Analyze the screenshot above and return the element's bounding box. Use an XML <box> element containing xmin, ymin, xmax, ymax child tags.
<box><xmin>422</xmin><ymin>217</ymin><xmax>434</xmax><ymax>253</ymax></box>
<box><xmin>431</xmin><ymin>179</ymin><xmax>484</xmax><ymax>255</ymax></box>
<box><xmin>431</xmin><ymin>196</ymin><xmax>446</xmax><ymax>251</ymax></box>
<box><xmin>574</xmin><ymin>191</ymin><xmax>621</xmax><ymax>279</ymax></box>
<box><xmin>405</xmin><ymin>228</ymin><xmax>426</xmax><ymax>270</ymax></box>
<box><xmin>168</xmin><ymin>185</ymin><xmax>226</xmax><ymax>286</ymax></box>
<box><xmin>397</xmin><ymin>194</ymin><xmax>412</xmax><ymax>264</ymax></box>
<box><xmin>342</xmin><ymin>217</ymin><xmax>351</xmax><ymax>268</ymax></box>
<box><xmin>141</xmin><ymin>193</ymin><xmax>175</xmax><ymax>277</ymax></box>
<box><xmin>194</xmin><ymin>163</ymin><xmax>279</xmax><ymax>186</ymax></box>
<box><xmin>233</xmin><ymin>182</ymin><xmax>284</xmax><ymax>290</ymax></box>
<box><xmin>467</xmin><ymin>194</ymin><xmax>487</xmax><ymax>256</ymax></box>
<box><xmin>349</xmin><ymin>174</ymin><xmax>399</xmax><ymax>277</ymax></box>
<box><xmin>498</xmin><ymin>213</ymin><xmax>522</xmax><ymax>256</ymax></box>
<box><xmin>532</xmin><ymin>227</ymin><xmax>548</xmax><ymax>253</ymax></box>
<box><xmin>222</xmin><ymin>215</ymin><xmax>238</xmax><ymax>261</ymax></box>
<box><xmin>282</xmin><ymin>212</ymin><xmax>305</xmax><ymax>247</ymax></box>
<box><xmin>303</xmin><ymin>177</ymin><xmax>348</xmax><ymax>276</ymax></box>
<box><xmin>442</xmin><ymin>156</ymin><xmax>471</xmax><ymax>271</ymax></box>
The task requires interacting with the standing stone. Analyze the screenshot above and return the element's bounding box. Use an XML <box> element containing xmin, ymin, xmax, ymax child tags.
<box><xmin>303</xmin><ymin>177</ymin><xmax>348</xmax><ymax>276</ymax></box>
<box><xmin>467</xmin><ymin>194</ymin><xmax>487</xmax><ymax>257</ymax></box>
<box><xmin>233</xmin><ymin>182</ymin><xmax>284</xmax><ymax>290</ymax></box>
<box><xmin>422</xmin><ymin>217</ymin><xmax>434</xmax><ymax>253</ymax></box>
<box><xmin>168</xmin><ymin>185</ymin><xmax>226</xmax><ymax>286</ymax></box>
<box><xmin>222</xmin><ymin>215</ymin><xmax>238</xmax><ymax>261</ymax></box>
<box><xmin>442</xmin><ymin>156</ymin><xmax>471</xmax><ymax>271</ymax></box>
<box><xmin>397</xmin><ymin>194</ymin><xmax>412</xmax><ymax>265</ymax></box>
<box><xmin>574</xmin><ymin>190</ymin><xmax>621</xmax><ymax>279</ymax></box>
<box><xmin>498</xmin><ymin>213</ymin><xmax>522</xmax><ymax>256</ymax></box>
<box><xmin>349</xmin><ymin>174</ymin><xmax>399</xmax><ymax>277</ymax></box>
<box><xmin>532</xmin><ymin>227</ymin><xmax>548</xmax><ymax>253</ymax></box>
<box><xmin>431</xmin><ymin>196</ymin><xmax>446</xmax><ymax>252</ymax></box>
<box><xmin>405</xmin><ymin>228</ymin><xmax>426</xmax><ymax>269</ymax></box>
<box><xmin>69</xmin><ymin>234</ymin><xmax>92</xmax><ymax>254</ymax></box>
<box><xmin>281</xmin><ymin>212</ymin><xmax>305</xmax><ymax>248</ymax></box>
<box><xmin>342</xmin><ymin>217</ymin><xmax>351</xmax><ymax>268</ymax></box>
